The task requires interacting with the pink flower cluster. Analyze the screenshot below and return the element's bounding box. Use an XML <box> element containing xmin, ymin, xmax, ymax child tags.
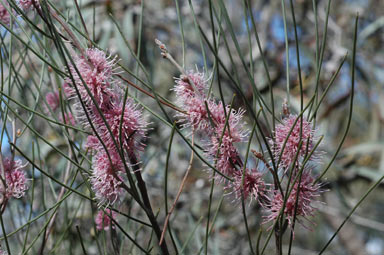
<box><xmin>173</xmin><ymin>71</ymin><xmax>210</xmax><ymax>130</ymax></box>
<box><xmin>65</xmin><ymin>48</ymin><xmax>147</xmax><ymax>205</ymax></box>
<box><xmin>231</xmin><ymin>169</ymin><xmax>267</xmax><ymax>203</ymax></box>
<box><xmin>263</xmin><ymin>113</ymin><xmax>324</xmax><ymax>229</ymax></box>
<box><xmin>270</xmin><ymin>114</ymin><xmax>316</xmax><ymax>169</ymax></box>
<box><xmin>264</xmin><ymin>169</ymin><xmax>322</xmax><ymax>229</ymax></box>
<box><xmin>173</xmin><ymin>70</ymin><xmax>325</xmax><ymax>230</ymax></box>
<box><xmin>173</xmin><ymin>70</ymin><xmax>264</xmax><ymax>201</ymax></box>
<box><xmin>1</xmin><ymin>157</ymin><xmax>28</xmax><ymax>200</ymax></box>
<box><xmin>65</xmin><ymin>48</ymin><xmax>117</xmax><ymax>112</ymax></box>
<box><xmin>95</xmin><ymin>209</ymin><xmax>117</xmax><ymax>231</ymax></box>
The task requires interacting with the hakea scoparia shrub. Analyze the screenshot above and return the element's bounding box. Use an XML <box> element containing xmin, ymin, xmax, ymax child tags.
<box><xmin>172</xmin><ymin>69</ymin><xmax>325</xmax><ymax>230</ymax></box>
<box><xmin>64</xmin><ymin>48</ymin><xmax>148</xmax><ymax>206</ymax></box>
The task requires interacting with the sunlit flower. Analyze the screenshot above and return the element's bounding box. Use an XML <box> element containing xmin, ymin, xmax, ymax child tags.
<box><xmin>85</xmin><ymin>135</ymin><xmax>100</xmax><ymax>150</ymax></box>
<box><xmin>207</xmin><ymin>134</ymin><xmax>241</xmax><ymax>181</ymax></box>
<box><xmin>173</xmin><ymin>70</ymin><xmax>249</xmax><ymax>182</ymax></box>
<box><xmin>208</xmin><ymin>101</ymin><xmax>248</xmax><ymax>143</ymax></box>
<box><xmin>174</xmin><ymin>70</ymin><xmax>208</xmax><ymax>100</ymax></box>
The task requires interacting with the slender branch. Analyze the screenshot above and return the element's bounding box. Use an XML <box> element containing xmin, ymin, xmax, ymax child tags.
<box><xmin>159</xmin><ymin>133</ymin><xmax>195</xmax><ymax>245</ymax></box>
<box><xmin>129</xmin><ymin>154</ymin><xmax>170</xmax><ymax>255</ymax></box>
<box><xmin>117</xmin><ymin>74</ymin><xmax>186</xmax><ymax>115</ymax></box>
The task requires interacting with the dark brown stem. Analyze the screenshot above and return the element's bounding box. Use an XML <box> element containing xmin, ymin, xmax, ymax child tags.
<box><xmin>274</xmin><ymin>224</ymin><xmax>282</xmax><ymax>255</ymax></box>
<box><xmin>129</xmin><ymin>154</ymin><xmax>169</xmax><ymax>255</ymax></box>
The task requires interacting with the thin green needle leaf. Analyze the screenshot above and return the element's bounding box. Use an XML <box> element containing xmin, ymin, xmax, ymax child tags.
<box><xmin>316</xmin><ymin>14</ymin><xmax>358</xmax><ymax>183</ymax></box>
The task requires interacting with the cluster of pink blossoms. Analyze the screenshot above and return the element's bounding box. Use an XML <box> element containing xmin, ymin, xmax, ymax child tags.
<box><xmin>64</xmin><ymin>48</ymin><xmax>147</xmax><ymax>206</ymax></box>
<box><xmin>173</xmin><ymin>70</ymin><xmax>264</xmax><ymax>202</ymax></box>
<box><xmin>264</xmin><ymin>114</ymin><xmax>324</xmax><ymax>229</ymax></box>
<box><xmin>264</xmin><ymin>168</ymin><xmax>322</xmax><ymax>228</ymax></box>
<box><xmin>173</xmin><ymin>70</ymin><xmax>324</xmax><ymax>229</ymax></box>
<box><xmin>1</xmin><ymin>157</ymin><xmax>28</xmax><ymax>200</ymax></box>
<box><xmin>271</xmin><ymin>114</ymin><xmax>316</xmax><ymax>169</ymax></box>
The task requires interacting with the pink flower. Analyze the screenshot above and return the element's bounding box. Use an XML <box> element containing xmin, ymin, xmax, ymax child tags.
<box><xmin>95</xmin><ymin>100</ymin><xmax>147</xmax><ymax>158</ymax></box>
<box><xmin>18</xmin><ymin>0</ymin><xmax>40</xmax><ymax>10</ymax></box>
<box><xmin>0</xmin><ymin>3</ymin><xmax>11</xmax><ymax>25</ymax></box>
<box><xmin>207</xmin><ymin>134</ymin><xmax>241</xmax><ymax>181</ymax></box>
<box><xmin>204</xmin><ymin>101</ymin><xmax>248</xmax><ymax>181</ymax></box>
<box><xmin>95</xmin><ymin>209</ymin><xmax>117</xmax><ymax>231</ymax></box>
<box><xmin>208</xmin><ymin>101</ymin><xmax>248</xmax><ymax>143</ymax></box>
<box><xmin>230</xmin><ymin>168</ymin><xmax>267</xmax><ymax>202</ymax></box>
<box><xmin>173</xmin><ymin>71</ymin><xmax>212</xmax><ymax>130</ymax></box>
<box><xmin>63</xmin><ymin>82</ymin><xmax>73</xmax><ymax>98</ymax></box>
<box><xmin>45</xmin><ymin>91</ymin><xmax>60</xmax><ymax>111</ymax></box>
<box><xmin>173</xmin><ymin>71</ymin><xmax>248</xmax><ymax>182</ymax></box>
<box><xmin>174</xmin><ymin>70</ymin><xmax>208</xmax><ymax>100</ymax></box>
<box><xmin>64</xmin><ymin>48</ymin><xmax>149</xmax><ymax>205</ymax></box>
<box><xmin>90</xmin><ymin>151</ymin><xmax>123</xmax><ymax>205</ymax></box>
<box><xmin>182</xmin><ymin>97</ymin><xmax>210</xmax><ymax>130</ymax></box>
<box><xmin>271</xmin><ymin>114</ymin><xmax>316</xmax><ymax>169</ymax></box>
<box><xmin>2</xmin><ymin>157</ymin><xmax>28</xmax><ymax>199</ymax></box>
<box><xmin>264</xmin><ymin>170</ymin><xmax>322</xmax><ymax>229</ymax></box>
<box><xmin>65</xmin><ymin>48</ymin><xmax>117</xmax><ymax>112</ymax></box>
<box><xmin>85</xmin><ymin>135</ymin><xmax>100</xmax><ymax>150</ymax></box>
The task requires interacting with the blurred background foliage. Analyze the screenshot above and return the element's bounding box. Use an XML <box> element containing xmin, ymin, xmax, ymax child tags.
<box><xmin>1</xmin><ymin>0</ymin><xmax>384</xmax><ymax>254</ymax></box>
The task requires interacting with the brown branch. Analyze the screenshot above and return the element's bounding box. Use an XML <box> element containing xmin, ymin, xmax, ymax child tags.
<box><xmin>159</xmin><ymin>133</ymin><xmax>195</xmax><ymax>245</ymax></box>
<box><xmin>129</xmin><ymin>154</ymin><xmax>170</xmax><ymax>255</ymax></box>
<box><xmin>117</xmin><ymin>74</ymin><xmax>187</xmax><ymax>115</ymax></box>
